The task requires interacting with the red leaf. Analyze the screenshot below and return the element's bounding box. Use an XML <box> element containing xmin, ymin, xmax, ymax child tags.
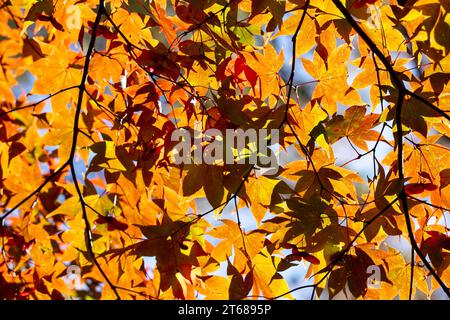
<box><xmin>425</xmin><ymin>231</ymin><xmax>442</xmax><ymax>247</ymax></box>
<box><xmin>36</xmin><ymin>14</ymin><xmax>52</xmax><ymax>22</ymax></box>
<box><xmin>136</xmin><ymin>50</ymin><xmax>180</xmax><ymax>80</ymax></box>
<box><xmin>300</xmin><ymin>252</ymin><xmax>320</xmax><ymax>265</ymax></box>
<box><xmin>352</xmin><ymin>0</ymin><xmax>377</xmax><ymax>8</ymax></box>
<box><xmin>216</xmin><ymin>57</ymin><xmax>232</xmax><ymax>81</ymax></box>
<box><xmin>88</xmin><ymin>22</ymin><xmax>118</xmax><ymax>39</ymax></box>
<box><xmin>49</xmin><ymin>17</ymin><xmax>64</xmax><ymax>31</ymax></box>
<box><xmin>233</xmin><ymin>56</ymin><xmax>258</xmax><ymax>87</ymax></box>
<box><xmin>286</xmin><ymin>252</ymin><xmax>320</xmax><ymax>265</ymax></box>
<box><xmin>440</xmin><ymin>169</ymin><xmax>450</xmax><ymax>189</ymax></box>
<box><xmin>285</xmin><ymin>253</ymin><xmax>302</xmax><ymax>262</ymax></box>
<box><xmin>108</xmin><ymin>218</ymin><xmax>128</xmax><ymax>231</ymax></box>
<box><xmin>405</xmin><ymin>182</ymin><xmax>437</xmax><ymax>194</ymax></box>
<box><xmin>418</xmin><ymin>171</ymin><xmax>432</xmax><ymax>181</ymax></box>
<box><xmin>176</xmin><ymin>4</ymin><xmax>206</xmax><ymax>24</ymax></box>
<box><xmin>424</xmin><ymin>231</ymin><xmax>450</xmax><ymax>250</ymax></box>
<box><xmin>244</xmin><ymin>66</ymin><xmax>258</xmax><ymax>87</ymax></box>
<box><xmin>95</xmin><ymin>216</ymin><xmax>107</xmax><ymax>224</ymax></box>
<box><xmin>17</xmin><ymin>287</ymin><xmax>34</xmax><ymax>299</ymax></box>
<box><xmin>234</xmin><ymin>57</ymin><xmax>246</xmax><ymax>76</ymax></box>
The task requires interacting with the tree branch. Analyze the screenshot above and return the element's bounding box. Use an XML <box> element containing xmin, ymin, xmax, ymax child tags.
<box><xmin>67</xmin><ymin>0</ymin><xmax>121</xmax><ymax>300</ymax></box>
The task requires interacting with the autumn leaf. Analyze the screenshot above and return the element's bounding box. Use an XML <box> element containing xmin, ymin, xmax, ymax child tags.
<box><xmin>28</xmin><ymin>46</ymin><xmax>82</xmax><ymax>94</ymax></box>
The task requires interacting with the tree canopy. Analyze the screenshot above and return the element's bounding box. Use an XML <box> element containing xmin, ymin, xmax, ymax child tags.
<box><xmin>0</xmin><ymin>0</ymin><xmax>450</xmax><ymax>300</ymax></box>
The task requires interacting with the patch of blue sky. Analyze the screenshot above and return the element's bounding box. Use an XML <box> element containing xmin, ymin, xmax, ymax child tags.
<box><xmin>86</xmin><ymin>170</ymin><xmax>107</xmax><ymax>195</ymax></box>
<box><xmin>38</xmin><ymin>161</ymin><xmax>50</xmax><ymax>176</ymax></box>
<box><xmin>62</xmin><ymin>156</ymin><xmax>87</xmax><ymax>186</ymax></box>
<box><xmin>73</xmin><ymin>156</ymin><xmax>88</xmax><ymax>186</ymax></box>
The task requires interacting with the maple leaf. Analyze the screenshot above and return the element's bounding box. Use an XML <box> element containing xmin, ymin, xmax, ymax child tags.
<box><xmin>301</xmin><ymin>46</ymin><xmax>362</xmax><ymax>114</ymax></box>
<box><xmin>94</xmin><ymin>215</ymin><xmax>128</xmax><ymax>231</ymax></box>
<box><xmin>28</xmin><ymin>47</ymin><xmax>82</xmax><ymax>94</ymax></box>
<box><xmin>352</xmin><ymin>0</ymin><xmax>378</xmax><ymax>9</ymax></box>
